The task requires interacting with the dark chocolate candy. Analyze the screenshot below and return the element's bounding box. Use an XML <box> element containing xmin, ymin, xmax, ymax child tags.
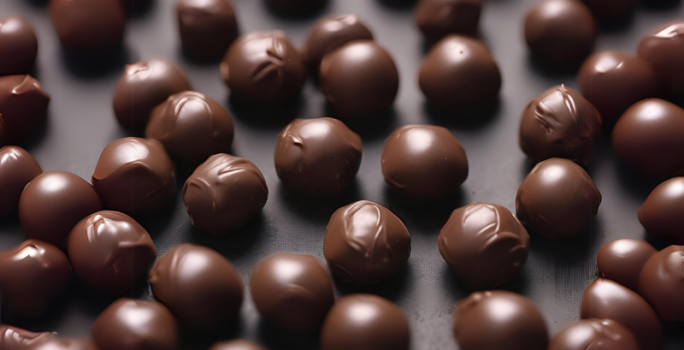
<box><xmin>49</xmin><ymin>0</ymin><xmax>126</xmax><ymax>52</ymax></box>
<box><xmin>638</xmin><ymin>23</ymin><xmax>684</xmax><ymax>99</ymax></box>
<box><xmin>581</xmin><ymin>0</ymin><xmax>636</xmax><ymax>19</ymax></box>
<box><xmin>0</xmin><ymin>325</ymin><xmax>52</xmax><ymax>349</ymax></box>
<box><xmin>209</xmin><ymin>340</ymin><xmax>266</xmax><ymax>350</ymax></box>
<box><xmin>597</xmin><ymin>239</ymin><xmax>656</xmax><ymax>290</ymax></box>
<box><xmin>639</xmin><ymin>177</ymin><xmax>684</xmax><ymax>243</ymax></box>
<box><xmin>0</xmin><ymin>75</ymin><xmax>50</xmax><ymax>145</ymax></box>
<box><xmin>0</xmin><ymin>146</ymin><xmax>42</xmax><ymax>216</ymax></box>
<box><xmin>415</xmin><ymin>0</ymin><xmax>481</xmax><ymax>41</ymax></box>
<box><xmin>27</xmin><ymin>337</ymin><xmax>99</xmax><ymax>350</ymax></box>
<box><xmin>177</xmin><ymin>0</ymin><xmax>239</xmax><ymax>61</ymax></box>
<box><xmin>0</xmin><ymin>16</ymin><xmax>38</xmax><ymax>76</ymax></box>
<box><xmin>638</xmin><ymin>245</ymin><xmax>684</xmax><ymax>322</ymax></box>
<box><xmin>548</xmin><ymin>319</ymin><xmax>639</xmax><ymax>350</ymax></box>
<box><xmin>301</xmin><ymin>14</ymin><xmax>373</xmax><ymax>71</ymax></box>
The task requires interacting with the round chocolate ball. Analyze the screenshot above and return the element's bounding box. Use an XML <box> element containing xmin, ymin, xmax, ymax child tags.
<box><xmin>381</xmin><ymin>124</ymin><xmax>468</xmax><ymax>200</ymax></box>
<box><xmin>19</xmin><ymin>171</ymin><xmax>102</xmax><ymax>247</ymax></box>
<box><xmin>639</xmin><ymin>177</ymin><xmax>684</xmax><ymax>243</ymax></box>
<box><xmin>519</xmin><ymin>85</ymin><xmax>601</xmax><ymax>166</ymax></box>
<box><xmin>638</xmin><ymin>23</ymin><xmax>684</xmax><ymax>99</ymax></box>
<box><xmin>0</xmin><ymin>146</ymin><xmax>42</xmax><ymax>216</ymax></box>
<box><xmin>581</xmin><ymin>0</ymin><xmax>636</xmax><ymax>19</ymax></box>
<box><xmin>146</xmin><ymin>91</ymin><xmax>234</xmax><ymax>164</ymax></box>
<box><xmin>251</xmin><ymin>253</ymin><xmax>334</xmax><ymax>331</ymax></box>
<box><xmin>49</xmin><ymin>0</ymin><xmax>126</xmax><ymax>52</ymax></box>
<box><xmin>324</xmin><ymin>200</ymin><xmax>411</xmax><ymax>285</ymax></box>
<box><xmin>28</xmin><ymin>337</ymin><xmax>99</xmax><ymax>350</ymax></box>
<box><xmin>177</xmin><ymin>0</ymin><xmax>239</xmax><ymax>61</ymax></box>
<box><xmin>419</xmin><ymin>35</ymin><xmax>501</xmax><ymax>111</ymax></box>
<box><xmin>0</xmin><ymin>16</ymin><xmax>38</xmax><ymax>76</ymax></box>
<box><xmin>320</xmin><ymin>294</ymin><xmax>410</xmax><ymax>350</ymax></box>
<box><xmin>112</xmin><ymin>58</ymin><xmax>192</xmax><ymax>131</ymax></box>
<box><xmin>149</xmin><ymin>243</ymin><xmax>244</xmax><ymax>329</ymax></box>
<box><xmin>209</xmin><ymin>340</ymin><xmax>266</xmax><ymax>350</ymax></box>
<box><xmin>548</xmin><ymin>319</ymin><xmax>639</xmax><ymax>350</ymax></box>
<box><xmin>319</xmin><ymin>40</ymin><xmax>399</xmax><ymax>119</ymax></box>
<box><xmin>92</xmin><ymin>137</ymin><xmax>177</xmax><ymax>216</ymax></box>
<box><xmin>274</xmin><ymin>118</ymin><xmax>362</xmax><ymax>199</ymax></box>
<box><xmin>301</xmin><ymin>14</ymin><xmax>374</xmax><ymax>71</ymax></box>
<box><xmin>516</xmin><ymin>158</ymin><xmax>601</xmax><ymax>238</ymax></box>
<box><xmin>68</xmin><ymin>211</ymin><xmax>157</xmax><ymax>297</ymax></box>
<box><xmin>0</xmin><ymin>325</ymin><xmax>52</xmax><ymax>348</ymax></box>
<box><xmin>415</xmin><ymin>0</ymin><xmax>482</xmax><ymax>41</ymax></box>
<box><xmin>597</xmin><ymin>239</ymin><xmax>657</xmax><ymax>290</ymax></box>
<box><xmin>453</xmin><ymin>291</ymin><xmax>548</xmax><ymax>350</ymax></box>
<box><xmin>638</xmin><ymin>245</ymin><xmax>684</xmax><ymax>322</ymax></box>
<box><xmin>0</xmin><ymin>75</ymin><xmax>50</xmax><ymax>145</ymax></box>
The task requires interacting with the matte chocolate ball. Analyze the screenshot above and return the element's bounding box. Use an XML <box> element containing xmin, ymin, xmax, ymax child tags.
<box><xmin>639</xmin><ymin>177</ymin><xmax>684</xmax><ymax>243</ymax></box>
<box><xmin>0</xmin><ymin>146</ymin><xmax>42</xmax><ymax>216</ymax></box>
<box><xmin>638</xmin><ymin>23</ymin><xmax>684</xmax><ymax>99</ymax></box>
<box><xmin>638</xmin><ymin>245</ymin><xmax>684</xmax><ymax>322</ymax></box>
<box><xmin>0</xmin><ymin>16</ymin><xmax>38</xmax><ymax>76</ymax></box>
<box><xmin>177</xmin><ymin>0</ymin><xmax>239</xmax><ymax>61</ymax></box>
<box><xmin>548</xmin><ymin>319</ymin><xmax>639</xmax><ymax>350</ymax></box>
<box><xmin>0</xmin><ymin>75</ymin><xmax>50</xmax><ymax>145</ymax></box>
<box><xmin>49</xmin><ymin>0</ymin><xmax>126</xmax><ymax>52</ymax></box>
<box><xmin>209</xmin><ymin>340</ymin><xmax>266</xmax><ymax>350</ymax></box>
<box><xmin>301</xmin><ymin>14</ymin><xmax>373</xmax><ymax>71</ymax></box>
<box><xmin>581</xmin><ymin>0</ymin><xmax>636</xmax><ymax>19</ymax></box>
<box><xmin>597</xmin><ymin>239</ymin><xmax>656</xmax><ymax>290</ymax></box>
<box><xmin>415</xmin><ymin>0</ymin><xmax>481</xmax><ymax>40</ymax></box>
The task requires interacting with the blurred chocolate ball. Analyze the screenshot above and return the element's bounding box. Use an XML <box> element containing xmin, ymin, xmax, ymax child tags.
<box><xmin>177</xmin><ymin>0</ymin><xmax>239</xmax><ymax>61</ymax></box>
<box><xmin>49</xmin><ymin>0</ymin><xmax>126</xmax><ymax>52</ymax></box>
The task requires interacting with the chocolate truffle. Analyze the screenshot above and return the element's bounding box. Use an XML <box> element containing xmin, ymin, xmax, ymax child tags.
<box><xmin>580</xmin><ymin>278</ymin><xmax>662</xmax><ymax>350</ymax></box>
<box><xmin>91</xmin><ymin>298</ymin><xmax>179</xmax><ymax>350</ymax></box>
<box><xmin>68</xmin><ymin>211</ymin><xmax>157</xmax><ymax>297</ymax></box>
<box><xmin>221</xmin><ymin>31</ymin><xmax>306</xmax><ymax>107</ymax></box>
<box><xmin>148</xmin><ymin>243</ymin><xmax>243</xmax><ymax>328</ymax></box>
<box><xmin>519</xmin><ymin>85</ymin><xmax>601</xmax><ymax>166</ymax></box>
<box><xmin>49</xmin><ymin>0</ymin><xmax>126</xmax><ymax>52</ymax></box>
<box><xmin>638</xmin><ymin>245</ymin><xmax>684</xmax><ymax>322</ymax></box>
<box><xmin>274</xmin><ymin>118</ymin><xmax>362</xmax><ymax>198</ymax></box>
<box><xmin>453</xmin><ymin>291</ymin><xmax>548</xmax><ymax>350</ymax></box>
<box><xmin>92</xmin><ymin>137</ymin><xmax>176</xmax><ymax>216</ymax></box>
<box><xmin>251</xmin><ymin>253</ymin><xmax>334</xmax><ymax>331</ymax></box>
<box><xmin>183</xmin><ymin>154</ymin><xmax>268</xmax><ymax>235</ymax></box>
<box><xmin>0</xmin><ymin>146</ymin><xmax>42</xmax><ymax>216</ymax></box>
<box><xmin>612</xmin><ymin>98</ymin><xmax>684</xmax><ymax>180</ymax></box>
<box><xmin>381</xmin><ymin>125</ymin><xmax>468</xmax><ymax>200</ymax></box>
<box><xmin>516</xmin><ymin>158</ymin><xmax>601</xmax><ymax>238</ymax></box>
<box><xmin>0</xmin><ymin>325</ymin><xmax>52</xmax><ymax>349</ymax></box>
<box><xmin>301</xmin><ymin>14</ymin><xmax>374</xmax><ymax>71</ymax></box>
<box><xmin>639</xmin><ymin>177</ymin><xmax>684</xmax><ymax>243</ymax></box>
<box><xmin>0</xmin><ymin>75</ymin><xmax>50</xmax><ymax>145</ymax></box>
<box><xmin>177</xmin><ymin>0</ymin><xmax>239</xmax><ymax>61</ymax></box>
<box><xmin>419</xmin><ymin>35</ymin><xmax>501</xmax><ymax>110</ymax></box>
<box><xmin>548</xmin><ymin>319</ymin><xmax>639</xmax><ymax>350</ymax></box>
<box><xmin>112</xmin><ymin>58</ymin><xmax>192</xmax><ymax>131</ymax></box>
<box><xmin>638</xmin><ymin>23</ymin><xmax>684</xmax><ymax>99</ymax></box>
<box><xmin>415</xmin><ymin>0</ymin><xmax>482</xmax><ymax>41</ymax></box>
<box><xmin>0</xmin><ymin>240</ymin><xmax>72</xmax><ymax>318</ymax></box>
<box><xmin>146</xmin><ymin>91</ymin><xmax>234</xmax><ymax>164</ymax></box>
<box><xmin>320</xmin><ymin>294</ymin><xmax>410</xmax><ymax>350</ymax></box>
<box><xmin>209</xmin><ymin>340</ymin><xmax>266</xmax><ymax>350</ymax></box>
<box><xmin>439</xmin><ymin>202</ymin><xmax>529</xmax><ymax>290</ymax></box>
<box><xmin>577</xmin><ymin>51</ymin><xmax>658</xmax><ymax>126</ymax></box>
<box><xmin>581</xmin><ymin>0</ymin><xmax>636</xmax><ymax>19</ymax></box>
<box><xmin>0</xmin><ymin>17</ymin><xmax>38</xmax><ymax>76</ymax></box>
<box><xmin>597</xmin><ymin>239</ymin><xmax>657</xmax><ymax>290</ymax></box>
<box><xmin>319</xmin><ymin>40</ymin><xmax>399</xmax><ymax>119</ymax></box>
<box><xmin>324</xmin><ymin>200</ymin><xmax>411</xmax><ymax>285</ymax></box>
<box><xmin>27</xmin><ymin>337</ymin><xmax>99</xmax><ymax>350</ymax></box>
<box><xmin>19</xmin><ymin>171</ymin><xmax>102</xmax><ymax>247</ymax></box>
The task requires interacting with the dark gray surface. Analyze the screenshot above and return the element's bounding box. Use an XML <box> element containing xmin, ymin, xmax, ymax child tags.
<box><xmin>1</xmin><ymin>0</ymin><xmax>684</xmax><ymax>348</ymax></box>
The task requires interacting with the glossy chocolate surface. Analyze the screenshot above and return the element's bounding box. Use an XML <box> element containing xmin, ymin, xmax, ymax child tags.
<box><xmin>548</xmin><ymin>319</ymin><xmax>639</xmax><ymax>350</ymax></box>
<box><xmin>415</xmin><ymin>0</ymin><xmax>481</xmax><ymax>40</ymax></box>
<box><xmin>581</xmin><ymin>0</ymin><xmax>636</xmax><ymax>19</ymax></box>
<box><xmin>638</xmin><ymin>23</ymin><xmax>684</xmax><ymax>99</ymax></box>
<box><xmin>597</xmin><ymin>239</ymin><xmax>656</xmax><ymax>290</ymax></box>
<box><xmin>639</xmin><ymin>177</ymin><xmax>684</xmax><ymax>243</ymax></box>
<box><xmin>301</xmin><ymin>14</ymin><xmax>373</xmax><ymax>71</ymax></box>
<box><xmin>49</xmin><ymin>0</ymin><xmax>126</xmax><ymax>52</ymax></box>
<box><xmin>27</xmin><ymin>337</ymin><xmax>99</xmax><ymax>350</ymax></box>
<box><xmin>0</xmin><ymin>146</ymin><xmax>42</xmax><ymax>216</ymax></box>
<box><xmin>0</xmin><ymin>325</ymin><xmax>52</xmax><ymax>349</ymax></box>
<box><xmin>208</xmin><ymin>340</ymin><xmax>266</xmax><ymax>350</ymax></box>
<box><xmin>0</xmin><ymin>16</ymin><xmax>38</xmax><ymax>76</ymax></box>
<box><xmin>638</xmin><ymin>245</ymin><xmax>684</xmax><ymax>322</ymax></box>
<box><xmin>0</xmin><ymin>75</ymin><xmax>50</xmax><ymax>145</ymax></box>
<box><xmin>177</xmin><ymin>0</ymin><xmax>239</xmax><ymax>61</ymax></box>
<box><xmin>274</xmin><ymin>118</ymin><xmax>362</xmax><ymax>198</ymax></box>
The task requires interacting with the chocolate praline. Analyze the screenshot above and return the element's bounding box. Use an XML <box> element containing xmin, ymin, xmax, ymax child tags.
<box><xmin>638</xmin><ymin>245</ymin><xmax>684</xmax><ymax>322</ymax></box>
<box><xmin>0</xmin><ymin>146</ymin><xmax>42</xmax><ymax>216</ymax></box>
<box><xmin>301</xmin><ymin>14</ymin><xmax>374</xmax><ymax>71</ymax></box>
<box><xmin>49</xmin><ymin>0</ymin><xmax>126</xmax><ymax>52</ymax></box>
<box><xmin>597</xmin><ymin>239</ymin><xmax>656</xmax><ymax>290</ymax></box>
<box><xmin>27</xmin><ymin>337</ymin><xmax>99</xmax><ymax>350</ymax></box>
<box><xmin>639</xmin><ymin>177</ymin><xmax>684</xmax><ymax>243</ymax></box>
<box><xmin>0</xmin><ymin>325</ymin><xmax>52</xmax><ymax>349</ymax></box>
<box><xmin>0</xmin><ymin>75</ymin><xmax>50</xmax><ymax>145</ymax></box>
<box><xmin>209</xmin><ymin>340</ymin><xmax>266</xmax><ymax>350</ymax></box>
<box><xmin>177</xmin><ymin>0</ymin><xmax>239</xmax><ymax>61</ymax></box>
<box><xmin>548</xmin><ymin>319</ymin><xmax>639</xmax><ymax>350</ymax></box>
<box><xmin>0</xmin><ymin>17</ymin><xmax>38</xmax><ymax>76</ymax></box>
<box><xmin>581</xmin><ymin>0</ymin><xmax>636</xmax><ymax>19</ymax></box>
<box><xmin>415</xmin><ymin>0</ymin><xmax>482</xmax><ymax>41</ymax></box>
<box><xmin>638</xmin><ymin>23</ymin><xmax>684</xmax><ymax>99</ymax></box>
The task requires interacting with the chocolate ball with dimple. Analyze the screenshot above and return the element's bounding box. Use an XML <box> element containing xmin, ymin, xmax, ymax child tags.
<box><xmin>419</xmin><ymin>35</ymin><xmax>501</xmax><ymax>111</ymax></box>
<box><xmin>275</xmin><ymin>118</ymin><xmax>362</xmax><ymax>199</ymax></box>
<box><xmin>19</xmin><ymin>171</ymin><xmax>102</xmax><ymax>247</ymax></box>
<box><xmin>453</xmin><ymin>291</ymin><xmax>548</xmax><ymax>350</ymax></box>
<box><xmin>301</xmin><ymin>14</ymin><xmax>374</xmax><ymax>71</ymax></box>
<box><xmin>27</xmin><ymin>337</ymin><xmax>99</xmax><ymax>350</ymax></box>
<box><xmin>177</xmin><ymin>0</ymin><xmax>239</xmax><ymax>61</ymax></box>
<box><xmin>638</xmin><ymin>245</ymin><xmax>684</xmax><ymax>322</ymax></box>
<box><xmin>581</xmin><ymin>0</ymin><xmax>636</xmax><ymax>19</ymax></box>
<box><xmin>548</xmin><ymin>319</ymin><xmax>639</xmax><ymax>350</ymax></box>
<box><xmin>0</xmin><ymin>325</ymin><xmax>52</xmax><ymax>348</ymax></box>
<box><xmin>324</xmin><ymin>200</ymin><xmax>411</xmax><ymax>285</ymax></box>
<box><xmin>320</xmin><ymin>40</ymin><xmax>399</xmax><ymax>119</ymax></box>
<box><xmin>49</xmin><ymin>0</ymin><xmax>126</xmax><ymax>52</ymax></box>
<box><xmin>639</xmin><ymin>177</ymin><xmax>684</xmax><ymax>243</ymax></box>
<box><xmin>92</xmin><ymin>138</ymin><xmax>177</xmax><ymax>216</ymax></box>
<box><xmin>209</xmin><ymin>340</ymin><xmax>266</xmax><ymax>350</ymax></box>
<box><xmin>320</xmin><ymin>294</ymin><xmax>409</xmax><ymax>350</ymax></box>
<box><xmin>0</xmin><ymin>75</ymin><xmax>50</xmax><ymax>145</ymax></box>
<box><xmin>0</xmin><ymin>17</ymin><xmax>38</xmax><ymax>76</ymax></box>
<box><xmin>597</xmin><ymin>239</ymin><xmax>656</xmax><ymax>290</ymax></box>
<box><xmin>0</xmin><ymin>240</ymin><xmax>72</xmax><ymax>318</ymax></box>
<box><xmin>516</xmin><ymin>158</ymin><xmax>601</xmax><ymax>239</ymax></box>
<box><xmin>0</xmin><ymin>146</ymin><xmax>42</xmax><ymax>216</ymax></box>
<box><xmin>183</xmin><ymin>154</ymin><xmax>268</xmax><ymax>235</ymax></box>
<box><xmin>415</xmin><ymin>0</ymin><xmax>482</xmax><ymax>41</ymax></box>
<box><xmin>149</xmin><ymin>243</ymin><xmax>243</xmax><ymax>329</ymax></box>
<box><xmin>382</xmin><ymin>125</ymin><xmax>468</xmax><ymax>200</ymax></box>
<box><xmin>638</xmin><ymin>23</ymin><xmax>684</xmax><ymax>99</ymax></box>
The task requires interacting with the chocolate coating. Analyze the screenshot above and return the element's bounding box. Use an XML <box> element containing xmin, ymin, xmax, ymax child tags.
<box><xmin>415</xmin><ymin>0</ymin><xmax>482</xmax><ymax>40</ymax></box>
<box><xmin>319</xmin><ymin>40</ymin><xmax>399</xmax><ymax>119</ymax></box>
<box><xmin>324</xmin><ymin>200</ymin><xmax>411</xmax><ymax>285</ymax></box>
<box><xmin>548</xmin><ymin>319</ymin><xmax>639</xmax><ymax>350</ymax></box>
<box><xmin>0</xmin><ymin>146</ymin><xmax>42</xmax><ymax>216</ymax></box>
<box><xmin>0</xmin><ymin>17</ymin><xmax>38</xmax><ymax>76</ymax></box>
<box><xmin>597</xmin><ymin>239</ymin><xmax>656</xmax><ymax>290</ymax></box>
<box><xmin>149</xmin><ymin>243</ymin><xmax>243</xmax><ymax>328</ymax></box>
<box><xmin>49</xmin><ymin>0</ymin><xmax>126</xmax><ymax>52</ymax></box>
<box><xmin>581</xmin><ymin>0</ymin><xmax>636</xmax><ymax>19</ymax></box>
<box><xmin>578</xmin><ymin>51</ymin><xmax>658</xmax><ymax>126</ymax></box>
<box><xmin>27</xmin><ymin>338</ymin><xmax>99</xmax><ymax>350</ymax></box>
<box><xmin>419</xmin><ymin>35</ymin><xmax>501</xmax><ymax>110</ymax></box>
<box><xmin>301</xmin><ymin>14</ymin><xmax>374</xmax><ymax>71</ymax></box>
<box><xmin>612</xmin><ymin>98</ymin><xmax>684</xmax><ymax>180</ymax></box>
<box><xmin>320</xmin><ymin>294</ymin><xmax>409</xmax><ymax>350</ymax></box>
<box><xmin>177</xmin><ymin>0</ymin><xmax>239</xmax><ymax>61</ymax></box>
<box><xmin>183</xmin><ymin>154</ymin><xmax>268</xmax><ymax>235</ymax></box>
<box><xmin>112</xmin><ymin>58</ymin><xmax>192</xmax><ymax>131</ymax></box>
<box><xmin>453</xmin><ymin>291</ymin><xmax>548</xmax><ymax>350</ymax></box>
<box><xmin>439</xmin><ymin>202</ymin><xmax>529</xmax><ymax>290</ymax></box>
<box><xmin>381</xmin><ymin>125</ymin><xmax>468</xmax><ymax>200</ymax></box>
<box><xmin>519</xmin><ymin>85</ymin><xmax>601</xmax><ymax>166</ymax></box>
<box><xmin>0</xmin><ymin>75</ymin><xmax>50</xmax><ymax>145</ymax></box>
<box><xmin>0</xmin><ymin>325</ymin><xmax>52</xmax><ymax>349</ymax></box>
<box><xmin>208</xmin><ymin>340</ymin><xmax>266</xmax><ymax>350</ymax></box>
<box><xmin>68</xmin><ymin>211</ymin><xmax>157</xmax><ymax>297</ymax></box>
<box><xmin>639</xmin><ymin>177</ymin><xmax>684</xmax><ymax>243</ymax></box>
<box><xmin>92</xmin><ymin>137</ymin><xmax>176</xmax><ymax>216</ymax></box>
<box><xmin>516</xmin><ymin>158</ymin><xmax>601</xmax><ymax>238</ymax></box>
<box><xmin>638</xmin><ymin>23</ymin><xmax>684</xmax><ymax>99</ymax></box>
<box><xmin>146</xmin><ymin>91</ymin><xmax>234</xmax><ymax>164</ymax></box>
<box><xmin>580</xmin><ymin>278</ymin><xmax>662</xmax><ymax>350</ymax></box>
<box><xmin>19</xmin><ymin>171</ymin><xmax>102</xmax><ymax>247</ymax></box>
<box><xmin>0</xmin><ymin>240</ymin><xmax>72</xmax><ymax>318</ymax></box>
<box><xmin>274</xmin><ymin>118</ymin><xmax>362</xmax><ymax>198</ymax></box>
<box><xmin>638</xmin><ymin>245</ymin><xmax>684</xmax><ymax>322</ymax></box>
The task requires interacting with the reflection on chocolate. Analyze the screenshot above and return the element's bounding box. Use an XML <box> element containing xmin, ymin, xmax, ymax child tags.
<box><xmin>209</xmin><ymin>340</ymin><xmax>266</xmax><ymax>350</ymax></box>
<box><xmin>0</xmin><ymin>325</ymin><xmax>52</xmax><ymax>349</ymax></box>
<box><xmin>68</xmin><ymin>211</ymin><xmax>157</xmax><ymax>297</ymax></box>
<box><xmin>516</xmin><ymin>158</ymin><xmax>601</xmax><ymax>239</ymax></box>
<box><xmin>381</xmin><ymin>125</ymin><xmax>468</xmax><ymax>200</ymax></box>
<box><xmin>183</xmin><ymin>154</ymin><xmax>268</xmax><ymax>235</ymax></box>
<box><xmin>319</xmin><ymin>40</ymin><xmax>399</xmax><ymax>119</ymax></box>
<box><xmin>581</xmin><ymin>0</ymin><xmax>636</xmax><ymax>19</ymax></box>
<box><xmin>453</xmin><ymin>291</ymin><xmax>548</xmax><ymax>350</ymax></box>
<box><xmin>27</xmin><ymin>337</ymin><xmax>99</xmax><ymax>350</ymax></box>
<box><xmin>177</xmin><ymin>0</ymin><xmax>239</xmax><ymax>61</ymax></box>
<box><xmin>0</xmin><ymin>75</ymin><xmax>50</xmax><ymax>145</ymax></box>
<box><xmin>92</xmin><ymin>138</ymin><xmax>176</xmax><ymax>216</ymax></box>
<box><xmin>49</xmin><ymin>0</ymin><xmax>126</xmax><ymax>52</ymax></box>
<box><xmin>275</xmin><ymin>118</ymin><xmax>362</xmax><ymax>198</ymax></box>
<box><xmin>639</xmin><ymin>177</ymin><xmax>684</xmax><ymax>243</ymax></box>
<box><xmin>0</xmin><ymin>146</ymin><xmax>42</xmax><ymax>216</ymax></box>
<box><xmin>19</xmin><ymin>171</ymin><xmax>102</xmax><ymax>247</ymax></box>
<box><xmin>0</xmin><ymin>240</ymin><xmax>72</xmax><ymax>318</ymax></box>
<box><xmin>638</xmin><ymin>23</ymin><xmax>684</xmax><ymax>99</ymax></box>
<box><xmin>638</xmin><ymin>245</ymin><xmax>684</xmax><ymax>322</ymax></box>
<box><xmin>612</xmin><ymin>99</ymin><xmax>684</xmax><ymax>180</ymax></box>
<box><xmin>301</xmin><ymin>14</ymin><xmax>373</xmax><ymax>71</ymax></box>
<box><xmin>320</xmin><ymin>294</ymin><xmax>409</xmax><ymax>350</ymax></box>
<box><xmin>519</xmin><ymin>85</ymin><xmax>601</xmax><ymax>166</ymax></box>
<box><xmin>415</xmin><ymin>0</ymin><xmax>481</xmax><ymax>40</ymax></box>
<box><xmin>597</xmin><ymin>239</ymin><xmax>656</xmax><ymax>290</ymax></box>
<box><xmin>548</xmin><ymin>319</ymin><xmax>639</xmax><ymax>350</ymax></box>
<box><xmin>0</xmin><ymin>17</ymin><xmax>38</xmax><ymax>76</ymax></box>
<box><xmin>149</xmin><ymin>243</ymin><xmax>243</xmax><ymax>328</ymax></box>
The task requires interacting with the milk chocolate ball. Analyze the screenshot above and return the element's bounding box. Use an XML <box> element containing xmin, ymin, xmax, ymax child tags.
<box><xmin>581</xmin><ymin>0</ymin><xmax>636</xmax><ymax>19</ymax></box>
<box><xmin>415</xmin><ymin>0</ymin><xmax>481</xmax><ymax>40</ymax></box>
<box><xmin>597</xmin><ymin>239</ymin><xmax>656</xmax><ymax>290</ymax></box>
<box><xmin>177</xmin><ymin>0</ymin><xmax>239</xmax><ymax>61</ymax></box>
<box><xmin>0</xmin><ymin>16</ymin><xmax>38</xmax><ymax>76</ymax></box>
<box><xmin>0</xmin><ymin>75</ymin><xmax>50</xmax><ymax>145</ymax></box>
<box><xmin>548</xmin><ymin>319</ymin><xmax>639</xmax><ymax>350</ymax></box>
<box><xmin>49</xmin><ymin>0</ymin><xmax>126</xmax><ymax>52</ymax></box>
<box><xmin>638</xmin><ymin>245</ymin><xmax>684</xmax><ymax>322</ymax></box>
<box><xmin>301</xmin><ymin>14</ymin><xmax>373</xmax><ymax>71</ymax></box>
<box><xmin>0</xmin><ymin>146</ymin><xmax>42</xmax><ymax>216</ymax></box>
<box><xmin>639</xmin><ymin>177</ymin><xmax>684</xmax><ymax>243</ymax></box>
<box><xmin>638</xmin><ymin>23</ymin><xmax>684</xmax><ymax>99</ymax></box>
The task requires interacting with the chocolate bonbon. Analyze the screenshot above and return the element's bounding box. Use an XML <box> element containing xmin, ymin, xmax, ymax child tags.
<box><xmin>0</xmin><ymin>75</ymin><xmax>50</xmax><ymax>145</ymax></box>
<box><xmin>301</xmin><ymin>14</ymin><xmax>373</xmax><ymax>71</ymax></box>
<box><xmin>0</xmin><ymin>146</ymin><xmax>42</xmax><ymax>216</ymax></box>
<box><xmin>177</xmin><ymin>0</ymin><xmax>239</xmax><ymax>61</ymax></box>
<box><xmin>49</xmin><ymin>0</ymin><xmax>126</xmax><ymax>52</ymax></box>
<box><xmin>581</xmin><ymin>0</ymin><xmax>636</xmax><ymax>19</ymax></box>
<box><xmin>0</xmin><ymin>16</ymin><xmax>38</xmax><ymax>76</ymax></box>
<box><xmin>638</xmin><ymin>245</ymin><xmax>684</xmax><ymax>322</ymax></box>
<box><xmin>209</xmin><ymin>340</ymin><xmax>266</xmax><ymax>350</ymax></box>
<box><xmin>597</xmin><ymin>239</ymin><xmax>656</xmax><ymax>290</ymax></box>
<box><xmin>638</xmin><ymin>23</ymin><xmax>684</xmax><ymax>99</ymax></box>
<box><xmin>0</xmin><ymin>325</ymin><xmax>52</xmax><ymax>349</ymax></box>
<box><xmin>548</xmin><ymin>319</ymin><xmax>639</xmax><ymax>350</ymax></box>
<box><xmin>639</xmin><ymin>177</ymin><xmax>684</xmax><ymax>243</ymax></box>
<box><xmin>415</xmin><ymin>0</ymin><xmax>482</xmax><ymax>40</ymax></box>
